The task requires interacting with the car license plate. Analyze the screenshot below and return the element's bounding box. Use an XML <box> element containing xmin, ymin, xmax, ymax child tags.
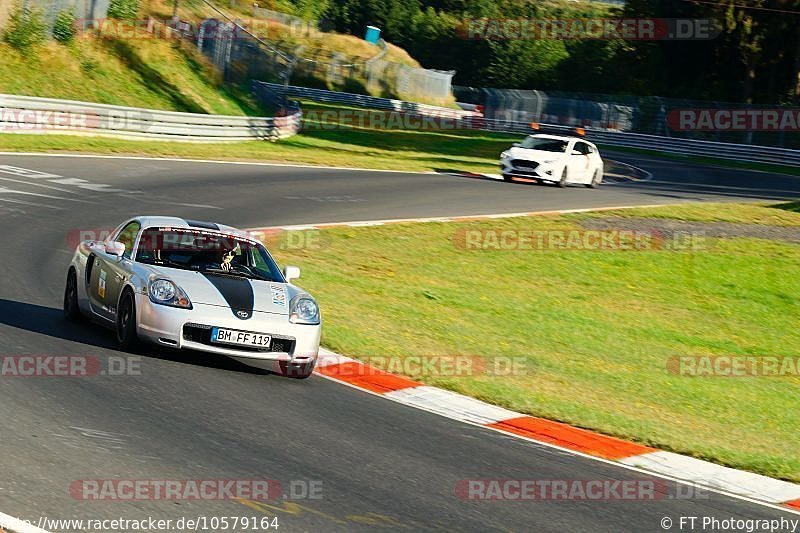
<box><xmin>211</xmin><ymin>327</ymin><xmax>271</xmax><ymax>348</ymax></box>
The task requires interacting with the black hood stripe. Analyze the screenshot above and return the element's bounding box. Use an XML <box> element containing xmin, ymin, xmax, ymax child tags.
<box><xmin>202</xmin><ymin>273</ymin><xmax>254</xmax><ymax>319</ymax></box>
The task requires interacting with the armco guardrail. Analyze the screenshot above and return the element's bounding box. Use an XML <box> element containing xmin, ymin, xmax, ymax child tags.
<box><xmin>481</xmin><ymin>119</ymin><xmax>800</xmax><ymax>166</ymax></box>
<box><xmin>588</xmin><ymin>129</ymin><xmax>800</xmax><ymax>166</ymax></box>
<box><xmin>257</xmin><ymin>82</ymin><xmax>477</xmax><ymax>119</ymax></box>
<box><xmin>0</xmin><ymin>94</ymin><xmax>301</xmax><ymax>142</ymax></box>
<box><xmin>265</xmin><ymin>83</ymin><xmax>800</xmax><ymax>167</ymax></box>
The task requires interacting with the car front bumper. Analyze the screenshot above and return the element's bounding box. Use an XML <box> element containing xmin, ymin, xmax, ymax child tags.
<box><xmin>500</xmin><ymin>158</ymin><xmax>555</xmax><ymax>179</ymax></box>
<box><xmin>136</xmin><ymin>298</ymin><xmax>321</xmax><ymax>371</ymax></box>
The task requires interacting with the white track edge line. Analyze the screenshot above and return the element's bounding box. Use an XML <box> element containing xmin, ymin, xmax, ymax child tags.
<box><xmin>248</xmin><ymin>203</ymin><xmax>674</xmax><ymax>232</ymax></box>
<box><xmin>0</xmin><ymin>152</ymin><xmax>437</xmax><ymax>175</ymax></box>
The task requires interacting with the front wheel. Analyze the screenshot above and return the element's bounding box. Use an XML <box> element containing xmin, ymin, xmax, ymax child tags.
<box><xmin>587</xmin><ymin>168</ymin><xmax>602</xmax><ymax>188</ymax></box>
<box><xmin>116</xmin><ymin>291</ymin><xmax>138</xmax><ymax>349</ymax></box>
<box><xmin>63</xmin><ymin>270</ymin><xmax>83</xmax><ymax>322</ymax></box>
<box><xmin>502</xmin><ymin>173</ymin><xmax>513</xmax><ymax>182</ymax></box>
<box><xmin>557</xmin><ymin>168</ymin><xmax>569</xmax><ymax>188</ymax></box>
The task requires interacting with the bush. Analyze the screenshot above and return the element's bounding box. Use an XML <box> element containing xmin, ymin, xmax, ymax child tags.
<box><xmin>107</xmin><ymin>0</ymin><xmax>140</xmax><ymax>21</ymax></box>
<box><xmin>52</xmin><ymin>10</ymin><xmax>77</xmax><ymax>43</ymax></box>
<box><xmin>3</xmin><ymin>4</ymin><xmax>47</xmax><ymax>50</ymax></box>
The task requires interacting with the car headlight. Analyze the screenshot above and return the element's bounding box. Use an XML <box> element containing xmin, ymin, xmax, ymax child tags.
<box><xmin>148</xmin><ymin>278</ymin><xmax>192</xmax><ymax>309</ymax></box>
<box><xmin>290</xmin><ymin>296</ymin><xmax>320</xmax><ymax>325</ymax></box>
<box><xmin>500</xmin><ymin>151</ymin><xmax>510</xmax><ymax>159</ymax></box>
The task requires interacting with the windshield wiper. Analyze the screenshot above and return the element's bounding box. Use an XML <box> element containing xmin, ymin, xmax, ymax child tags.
<box><xmin>203</xmin><ymin>267</ymin><xmax>270</xmax><ymax>281</ymax></box>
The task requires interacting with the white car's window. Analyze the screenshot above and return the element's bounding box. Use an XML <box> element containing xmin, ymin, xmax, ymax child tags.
<box><xmin>519</xmin><ymin>137</ymin><xmax>568</xmax><ymax>152</ymax></box>
<box><xmin>574</xmin><ymin>142</ymin><xmax>592</xmax><ymax>155</ymax></box>
<box><xmin>135</xmin><ymin>227</ymin><xmax>284</xmax><ymax>282</ymax></box>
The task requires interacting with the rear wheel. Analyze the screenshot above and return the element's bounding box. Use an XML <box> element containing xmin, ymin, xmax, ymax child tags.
<box><xmin>557</xmin><ymin>168</ymin><xmax>569</xmax><ymax>188</ymax></box>
<box><xmin>587</xmin><ymin>168</ymin><xmax>602</xmax><ymax>188</ymax></box>
<box><xmin>116</xmin><ymin>290</ymin><xmax>138</xmax><ymax>349</ymax></box>
<box><xmin>63</xmin><ymin>269</ymin><xmax>82</xmax><ymax>322</ymax></box>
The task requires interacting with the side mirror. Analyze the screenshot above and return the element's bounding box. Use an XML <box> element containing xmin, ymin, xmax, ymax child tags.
<box><xmin>512</xmin><ymin>142</ymin><xmax>521</xmax><ymax>147</ymax></box>
<box><xmin>105</xmin><ymin>241</ymin><xmax>125</xmax><ymax>258</ymax></box>
<box><xmin>283</xmin><ymin>265</ymin><xmax>300</xmax><ymax>282</ymax></box>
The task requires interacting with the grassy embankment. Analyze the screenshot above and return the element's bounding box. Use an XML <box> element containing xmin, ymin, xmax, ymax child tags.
<box><xmin>268</xmin><ymin>201</ymin><xmax>800</xmax><ymax>482</ymax></box>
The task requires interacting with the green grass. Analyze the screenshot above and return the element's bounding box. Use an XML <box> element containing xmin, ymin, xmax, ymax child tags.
<box><xmin>269</xmin><ymin>202</ymin><xmax>800</xmax><ymax>482</ymax></box>
<box><xmin>601</xmin><ymin>144</ymin><xmax>800</xmax><ymax>177</ymax></box>
<box><xmin>0</xmin><ymin>37</ymin><xmax>263</xmax><ymax>115</ymax></box>
<box><xmin>573</xmin><ymin>201</ymin><xmax>800</xmax><ymax>226</ymax></box>
<box><xmin>0</xmin><ymin>123</ymin><xmax>518</xmax><ymax>174</ymax></box>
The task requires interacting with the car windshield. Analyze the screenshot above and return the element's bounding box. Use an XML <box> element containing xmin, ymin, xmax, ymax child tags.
<box><xmin>519</xmin><ymin>137</ymin><xmax>568</xmax><ymax>152</ymax></box>
<box><xmin>136</xmin><ymin>227</ymin><xmax>284</xmax><ymax>282</ymax></box>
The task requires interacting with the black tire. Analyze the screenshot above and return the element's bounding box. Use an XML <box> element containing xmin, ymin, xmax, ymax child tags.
<box><xmin>557</xmin><ymin>168</ymin><xmax>569</xmax><ymax>188</ymax></box>
<box><xmin>116</xmin><ymin>290</ymin><xmax>138</xmax><ymax>349</ymax></box>
<box><xmin>63</xmin><ymin>269</ymin><xmax>83</xmax><ymax>322</ymax></box>
<box><xmin>502</xmin><ymin>173</ymin><xmax>513</xmax><ymax>182</ymax></box>
<box><xmin>587</xmin><ymin>169</ymin><xmax>602</xmax><ymax>188</ymax></box>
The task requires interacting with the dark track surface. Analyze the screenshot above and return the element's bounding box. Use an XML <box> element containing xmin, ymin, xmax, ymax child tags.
<box><xmin>0</xmin><ymin>152</ymin><xmax>798</xmax><ymax>532</ymax></box>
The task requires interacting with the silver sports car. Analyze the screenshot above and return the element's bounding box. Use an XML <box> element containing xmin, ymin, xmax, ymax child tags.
<box><xmin>64</xmin><ymin>216</ymin><xmax>321</xmax><ymax>378</ymax></box>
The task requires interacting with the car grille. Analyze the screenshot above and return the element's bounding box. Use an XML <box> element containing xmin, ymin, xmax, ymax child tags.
<box><xmin>511</xmin><ymin>159</ymin><xmax>539</xmax><ymax>170</ymax></box>
<box><xmin>182</xmin><ymin>323</ymin><xmax>296</xmax><ymax>353</ymax></box>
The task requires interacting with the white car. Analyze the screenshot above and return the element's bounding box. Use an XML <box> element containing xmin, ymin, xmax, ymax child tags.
<box><xmin>64</xmin><ymin>216</ymin><xmax>321</xmax><ymax>378</ymax></box>
<box><xmin>499</xmin><ymin>134</ymin><xmax>604</xmax><ymax>187</ymax></box>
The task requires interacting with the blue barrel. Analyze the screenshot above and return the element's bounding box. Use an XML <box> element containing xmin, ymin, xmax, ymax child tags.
<box><xmin>364</xmin><ymin>26</ymin><xmax>381</xmax><ymax>44</ymax></box>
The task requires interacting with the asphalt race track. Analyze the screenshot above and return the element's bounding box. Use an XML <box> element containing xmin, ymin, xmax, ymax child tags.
<box><xmin>0</xmin><ymin>151</ymin><xmax>798</xmax><ymax>532</ymax></box>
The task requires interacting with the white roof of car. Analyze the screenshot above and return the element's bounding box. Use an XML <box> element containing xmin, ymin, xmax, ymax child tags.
<box><xmin>529</xmin><ymin>133</ymin><xmax>591</xmax><ymax>143</ymax></box>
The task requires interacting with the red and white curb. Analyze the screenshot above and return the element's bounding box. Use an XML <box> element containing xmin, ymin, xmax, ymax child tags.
<box><xmin>314</xmin><ymin>350</ymin><xmax>800</xmax><ymax>513</ymax></box>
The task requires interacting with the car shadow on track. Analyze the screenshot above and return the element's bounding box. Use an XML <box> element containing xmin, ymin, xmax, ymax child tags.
<box><xmin>433</xmin><ymin>168</ymin><xmax>546</xmax><ymax>186</ymax></box>
<box><xmin>0</xmin><ymin>298</ymin><xmax>279</xmax><ymax>377</ymax></box>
